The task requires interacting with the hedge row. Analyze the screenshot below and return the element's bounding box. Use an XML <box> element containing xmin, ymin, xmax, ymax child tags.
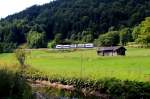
<box><xmin>24</xmin><ymin>68</ymin><xmax>150</xmax><ymax>99</ymax></box>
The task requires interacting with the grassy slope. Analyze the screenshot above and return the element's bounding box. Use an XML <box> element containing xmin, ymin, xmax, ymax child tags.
<box><xmin>0</xmin><ymin>47</ymin><xmax>150</xmax><ymax>81</ymax></box>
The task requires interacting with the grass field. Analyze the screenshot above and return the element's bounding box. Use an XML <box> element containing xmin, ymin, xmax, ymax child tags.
<box><xmin>0</xmin><ymin>47</ymin><xmax>150</xmax><ymax>81</ymax></box>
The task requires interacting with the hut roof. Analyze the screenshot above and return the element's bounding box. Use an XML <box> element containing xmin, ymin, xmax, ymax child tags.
<box><xmin>98</xmin><ymin>46</ymin><xmax>126</xmax><ymax>51</ymax></box>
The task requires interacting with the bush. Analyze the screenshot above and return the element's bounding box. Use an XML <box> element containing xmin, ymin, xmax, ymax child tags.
<box><xmin>0</xmin><ymin>69</ymin><xmax>32</xmax><ymax>99</ymax></box>
<box><xmin>15</xmin><ymin>48</ymin><xmax>26</xmax><ymax>67</ymax></box>
<box><xmin>47</xmin><ymin>41</ymin><xmax>56</xmax><ymax>48</ymax></box>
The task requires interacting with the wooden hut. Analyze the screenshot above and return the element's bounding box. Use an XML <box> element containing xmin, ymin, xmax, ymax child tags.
<box><xmin>97</xmin><ymin>46</ymin><xmax>126</xmax><ymax>56</ymax></box>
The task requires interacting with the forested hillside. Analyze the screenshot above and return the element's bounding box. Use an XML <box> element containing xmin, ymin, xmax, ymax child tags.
<box><xmin>0</xmin><ymin>0</ymin><xmax>150</xmax><ymax>51</ymax></box>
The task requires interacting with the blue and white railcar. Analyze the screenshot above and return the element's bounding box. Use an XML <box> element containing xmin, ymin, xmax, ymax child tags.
<box><xmin>77</xmin><ymin>44</ymin><xmax>85</xmax><ymax>48</ymax></box>
<box><xmin>62</xmin><ymin>45</ymin><xmax>70</xmax><ymax>49</ymax></box>
<box><xmin>56</xmin><ymin>45</ymin><xmax>63</xmax><ymax>49</ymax></box>
<box><xmin>85</xmin><ymin>43</ymin><xmax>94</xmax><ymax>48</ymax></box>
<box><xmin>70</xmin><ymin>44</ymin><xmax>77</xmax><ymax>48</ymax></box>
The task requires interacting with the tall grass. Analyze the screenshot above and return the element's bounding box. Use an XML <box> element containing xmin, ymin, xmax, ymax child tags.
<box><xmin>0</xmin><ymin>48</ymin><xmax>150</xmax><ymax>81</ymax></box>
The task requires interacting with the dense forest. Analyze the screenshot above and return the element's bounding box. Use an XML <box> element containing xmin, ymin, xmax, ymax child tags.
<box><xmin>0</xmin><ymin>0</ymin><xmax>150</xmax><ymax>52</ymax></box>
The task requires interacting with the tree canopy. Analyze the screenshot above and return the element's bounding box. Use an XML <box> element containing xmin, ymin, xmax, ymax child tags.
<box><xmin>95</xmin><ymin>31</ymin><xmax>120</xmax><ymax>46</ymax></box>
<box><xmin>27</xmin><ymin>31</ymin><xmax>46</xmax><ymax>48</ymax></box>
<box><xmin>0</xmin><ymin>0</ymin><xmax>150</xmax><ymax>50</ymax></box>
<box><xmin>133</xmin><ymin>17</ymin><xmax>150</xmax><ymax>47</ymax></box>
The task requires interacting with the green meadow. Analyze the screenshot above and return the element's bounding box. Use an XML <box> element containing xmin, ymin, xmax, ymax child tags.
<box><xmin>0</xmin><ymin>47</ymin><xmax>150</xmax><ymax>81</ymax></box>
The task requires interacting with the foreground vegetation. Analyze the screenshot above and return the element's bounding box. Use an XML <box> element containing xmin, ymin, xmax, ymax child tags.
<box><xmin>1</xmin><ymin>66</ymin><xmax>150</xmax><ymax>98</ymax></box>
<box><xmin>24</xmin><ymin>67</ymin><xmax>150</xmax><ymax>99</ymax></box>
<box><xmin>0</xmin><ymin>47</ymin><xmax>150</xmax><ymax>81</ymax></box>
<box><xmin>0</xmin><ymin>47</ymin><xmax>150</xmax><ymax>98</ymax></box>
<box><xmin>0</xmin><ymin>68</ymin><xmax>32</xmax><ymax>99</ymax></box>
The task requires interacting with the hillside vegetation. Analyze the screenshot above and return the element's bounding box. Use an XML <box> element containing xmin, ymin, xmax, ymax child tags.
<box><xmin>0</xmin><ymin>0</ymin><xmax>150</xmax><ymax>52</ymax></box>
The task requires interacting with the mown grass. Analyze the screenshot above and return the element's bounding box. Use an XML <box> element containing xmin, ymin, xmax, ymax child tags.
<box><xmin>0</xmin><ymin>47</ymin><xmax>150</xmax><ymax>81</ymax></box>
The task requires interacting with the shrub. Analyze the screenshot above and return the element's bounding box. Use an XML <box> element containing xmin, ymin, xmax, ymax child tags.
<box><xmin>48</xmin><ymin>41</ymin><xmax>56</xmax><ymax>48</ymax></box>
<box><xmin>15</xmin><ymin>48</ymin><xmax>26</xmax><ymax>67</ymax></box>
<box><xmin>0</xmin><ymin>68</ymin><xmax>32</xmax><ymax>99</ymax></box>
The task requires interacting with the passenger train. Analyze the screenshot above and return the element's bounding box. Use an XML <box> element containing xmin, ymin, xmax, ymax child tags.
<box><xmin>55</xmin><ymin>43</ymin><xmax>94</xmax><ymax>49</ymax></box>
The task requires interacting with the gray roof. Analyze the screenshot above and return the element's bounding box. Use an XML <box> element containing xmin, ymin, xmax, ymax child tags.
<box><xmin>98</xmin><ymin>46</ymin><xmax>126</xmax><ymax>51</ymax></box>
